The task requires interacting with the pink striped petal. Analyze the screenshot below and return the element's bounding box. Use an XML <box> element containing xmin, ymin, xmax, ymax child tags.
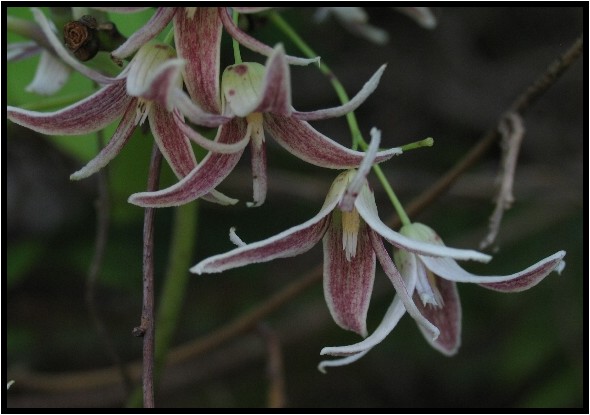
<box><xmin>263</xmin><ymin>114</ymin><xmax>402</xmax><ymax>169</ymax></box>
<box><xmin>293</xmin><ymin>65</ymin><xmax>386</xmax><ymax>121</ymax></box>
<box><xmin>173</xmin><ymin>88</ymin><xmax>231</xmax><ymax>128</ymax></box>
<box><xmin>413</xmin><ymin>275</ymin><xmax>461</xmax><ymax>356</ymax></box>
<box><xmin>323</xmin><ymin>220</ymin><xmax>376</xmax><ymax>336</ymax></box>
<box><xmin>111</xmin><ymin>8</ymin><xmax>178</xmax><ymax>60</ymax></box>
<box><xmin>419</xmin><ymin>250</ymin><xmax>566</xmax><ymax>290</ymax></box>
<box><xmin>253</xmin><ymin>44</ymin><xmax>292</xmax><ymax>116</ymax></box>
<box><xmin>7</xmin><ymin>80</ymin><xmax>131</xmax><ymax>135</ymax></box>
<box><xmin>191</xmin><ymin>196</ymin><xmax>339</xmax><ymax>275</ymax></box>
<box><xmin>128</xmin><ymin>118</ymin><xmax>248</xmax><ymax>207</ymax></box>
<box><xmin>218</xmin><ymin>7</ymin><xmax>320</xmax><ymax>66</ymax></box>
<box><xmin>149</xmin><ymin>105</ymin><xmax>197</xmax><ymax>179</ymax></box>
<box><xmin>70</xmin><ymin>101</ymin><xmax>137</xmax><ymax>180</ymax></box>
<box><xmin>174</xmin><ymin>8</ymin><xmax>222</xmax><ymax>113</ymax></box>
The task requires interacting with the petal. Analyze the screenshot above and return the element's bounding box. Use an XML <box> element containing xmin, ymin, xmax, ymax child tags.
<box><xmin>317</xmin><ymin>349</ymin><xmax>370</xmax><ymax>374</ymax></box>
<box><xmin>70</xmin><ymin>101</ymin><xmax>137</xmax><ymax>180</ymax></box>
<box><xmin>191</xmin><ymin>203</ymin><xmax>338</xmax><ymax>275</ymax></box>
<box><xmin>218</xmin><ymin>7</ymin><xmax>320</xmax><ymax>66</ymax></box>
<box><xmin>263</xmin><ymin>114</ymin><xmax>402</xmax><ymax>169</ymax></box>
<box><xmin>246</xmin><ymin>130</ymin><xmax>268</xmax><ymax>207</ymax></box>
<box><xmin>128</xmin><ymin>118</ymin><xmax>248</xmax><ymax>207</ymax></box>
<box><xmin>420</xmin><ymin>250</ymin><xmax>566</xmax><ymax>290</ymax></box>
<box><xmin>202</xmin><ymin>189</ymin><xmax>239</xmax><ymax>206</ymax></box>
<box><xmin>173</xmin><ymin>88</ymin><xmax>231</xmax><ymax>128</ymax></box>
<box><xmin>174</xmin><ymin>111</ymin><xmax>250</xmax><ymax>154</ymax></box>
<box><xmin>174</xmin><ymin>7</ymin><xmax>222</xmax><ymax>113</ymax></box>
<box><xmin>26</xmin><ymin>49</ymin><xmax>71</xmax><ymax>95</ymax></box>
<box><xmin>413</xmin><ymin>274</ymin><xmax>461</xmax><ymax>356</ymax></box>
<box><xmin>150</xmin><ymin>105</ymin><xmax>197</xmax><ymax>179</ymax></box>
<box><xmin>253</xmin><ymin>44</ymin><xmax>292</xmax><ymax>116</ymax></box>
<box><xmin>7</xmin><ymin>41</ymin><xmax>41</xmax><ymax>61</ymax></box>
<box><xmin>370</xmin><ymin>230</ymin><xmax>440</xmax><ymax>340</ymax></box>
<box><xmin>324</xmin><ymin>219</ymin><xmax>376</xmax><ymax>337</ymax></box>
<box><xmin>111</xmin><ymin>8</ymin><xmax>178</xmax><ymax>60</ymax></box>
<box><xmin>293</xmin><ymin>65</ymin><xmax>386</xmax><ymax>121</ymax></box>
<box><xmin>320</xmin><ymin>249</ymin><xmax>419</xmax><ymax>358</ymax></box>
<box><xmin>32</xmin><ymin>8</ymin><xmax>118</xmax><ymax>85</ymax></box>
<box><xmin>354</xmin><ymin>189</ymin><xmax>493</xmax><ymax>262</ymax></box>
<box><xmin>338</xmin><ymin>127</ymin><xmax>381</xmax><ymax>212</ymax></box>
<box><xmin>7</xmin><ymin>80</ymin><xmax>131</xmax><ymax>135</ymax></box>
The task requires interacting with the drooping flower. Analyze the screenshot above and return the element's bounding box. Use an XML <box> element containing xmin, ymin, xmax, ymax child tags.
<box><xmin>128</xmin><ymin>42</ymin><xmax>396</xmax><ymax>208</ymax></box>
<box><xmin>7</xmin><ymin>41</ymin><xmax>234</xmax><ymax>205</ymax></box>
<box><xmin>318</xmin><ymin>222</ymin><xmax>566</xmax><ymax>372</ymax></box>
<box><xmin>192</xmin><ymin>129</ymin><xmax>495</xmax><ymax>342</ymax></box>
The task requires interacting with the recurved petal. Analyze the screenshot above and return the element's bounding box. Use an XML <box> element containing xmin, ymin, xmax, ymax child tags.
<box><xmin>191</xmin><ymin>196</ymin><xmax>336</xmax><ymax>275</ymax></box>
<box><xmin>413</xmin><ymin>274</ymin><xmax>461</xmax><ymax>356</ymax></box>
<box><xmin>70</xmin><ymin>101</ymin><xmax>137</xmax><ymax>180</ymax></box>
<box><xmin>173</xmin><ymin>88</ymin><xmax>231</xmax><ymax>128</ymax></box>
<box><xmin>128</xmin><ymin>118</ymin><xmax>248</xmax><ymax>207</ymax></box>
<box><xmin>174</xmin><ymin>111</ymin><xmax>250</xmax><ymax>154</ymax></box>
<box><xmin>26</xmin><ymin>50</ymin><xmax>71</xmax><ymax>95</ymax></box>
<box><xmin>293</xmin><ymin>65</ymin><xmax>386</xmax><ymax>121</ymax></box>
<box><xmin>263</xmin><ymin>114</ymin><xmax>401</xmax><ymax>169</ymax></box>
<box><xmin>111</xmin><ymin>8</ymin><xmax>178</xmax><ymax>60</ymax></box>
<box><xmin>218</xmin><ymin>7</ymin><xmax>320</xmax><ymax>66</ymax></box>
<box><xmin>324</xmin><ymin>221</ymin><xmax>376</xmax><ymax>337</ymax></box>
<box><xmin>338</xmin><ymin>127</ymin><xmax>380</xmax><ymax>212</ymax></box>
<box><xmin>7</xmin><ymin>79</ymin><xmax>131</xmax><ymax>135</ymax></box>
<box><xmin>7</xmin><ymin>41</ymin><xmax>41</xmax><ymax>61</ymax></box>
<box><xmin>370</xmin><ymin>230</ymin><xmax>439</xmax><ymax>340</ymax></box>
<box><xmin>253</xmin><ymin>44</ymin><xmax>292</xmax><ymax>116</ymax></box>
<box><xmin>420</xmin><ymin>250</ymin><xmax>566</xmax><ymax>291</ymax></box>
<box><xmin>174</xmin><ymin>7</ymin><xmax>222</xmax><ymax>113</ymax></box>
<box><xmin>202</xmin><ymin>190</ymin><xmax>239</xmax><ymax>206</ymax></box>
<box><xmin>31</xmin><ymin>8</ymin><xmax>117</xmax><ymax>85</ymax></box>
<box><xmin>130</xmin><ymin>58</ymin><xmax>184</xmax><ymax>111</ymax></box>
<box><xmin>150</xmin><ymin>106</ymin><xmax>197</xmax><ymax>179</ymax></box>
<box><xmin>317</xmin><ymin>349</ymin><xmax>370</xmax><ymax>374</ymax></box>
<box><xmin>355</xmin><ymin>189</ymin><xmax>492</xmax><ymax>262</ymax></box>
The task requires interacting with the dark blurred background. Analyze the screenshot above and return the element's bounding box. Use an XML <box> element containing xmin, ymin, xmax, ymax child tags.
<box><xmin>6</xmin><ymin>7</ymin><xmax>584</xmax><ymax>408</ymax></box>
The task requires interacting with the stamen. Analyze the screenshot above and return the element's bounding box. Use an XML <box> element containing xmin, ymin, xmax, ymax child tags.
<box><xmin>416</xmin><ymin>265</ymin><xmax>444</xmax><ymax>307</ymax></box>
<box><xmin>135</xmin><ymin>98</ymin><xmax>151</xmax><ymax>125</ymax></box>
<box><xmin>341</xmin><ymin>208</ymin><xmax>360</xmax><ymax>261</ymax></box>
<box><xmin>246</xmin><ymin>112</ymin><xmax>265</xmax><ymax>142</ymax></box>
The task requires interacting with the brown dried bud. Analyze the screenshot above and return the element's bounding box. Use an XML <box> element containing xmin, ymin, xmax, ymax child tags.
<box><xmin>63</xmin><ymin>15</ymin><xmax>99</xmax><ymax>61</ymax></box>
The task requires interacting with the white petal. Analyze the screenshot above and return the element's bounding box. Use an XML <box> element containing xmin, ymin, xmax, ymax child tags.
<box><xmin>26</xmin><ymin>50</ymin><xmax>71</xmax><ymax>95</ymax></box>
<box><xmin>317</xmin><ymin>349</ymin><xmax>370</xmax><ymax>374</ymax></box>
<box><xmin>354</xmin><ymin>187</ymin><xmax>492</xmax><ymax>262</ymax></box>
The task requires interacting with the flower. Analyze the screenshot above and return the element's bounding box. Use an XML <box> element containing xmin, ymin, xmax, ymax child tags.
<box><xmin>318</xmin><ymin>222</ymin><xmax>566</xmax><ymax>372</ymax></box>
<box><xmin>128</xmin><ymin>42</ymin><xmax>398</xmax><ymax>208</ymax></box>
<box><xmin>192</xmin><ymin>129</ymin><xmax>494</xmax><ymax>342</ymax></box>
<box><xmin>7</xmin><ymin>40</ymin><xmax>235</xmax><ymax>205</ymax></box>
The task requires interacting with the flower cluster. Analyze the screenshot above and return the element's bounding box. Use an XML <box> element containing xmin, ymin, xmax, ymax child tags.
<box><xmin>7</xmin><ymin>7</ymin><xmax>566</xmax><ymax>372</ymax></box>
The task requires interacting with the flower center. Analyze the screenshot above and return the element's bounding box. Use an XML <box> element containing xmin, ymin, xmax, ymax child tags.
<box><xmin>341</xmin><ymin>208</ymin><xmax>360</xmax><ymax>261</ymax></box>
<box><xmin>135</xmin><ymin>98</ymin><xmax>152</xmax><ymax>126</ymax></box>
<box><xmin>416</xmin><ymin>268</ymin><xmax>444</xmax><ymax>308</ymax></box>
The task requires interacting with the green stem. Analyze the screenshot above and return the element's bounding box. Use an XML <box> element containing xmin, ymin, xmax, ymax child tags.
<box><xmin>269</xmin><ymin>11</ymin><xmax>411</xmax><ymax>225</ymax></box>
<box><xmin>126</xmin><ymin>201</ymin><xmax>198</xmax><ymax>407</ymax></box>
<box><xmin>268</xmin><ymin>12</ymin><xmax>363</xmax><ymax>149</ymax></box>
<box><xmin>232</xmin><ymin>11</ymin><xmax>242</xmax><ymax>64</ymax></box>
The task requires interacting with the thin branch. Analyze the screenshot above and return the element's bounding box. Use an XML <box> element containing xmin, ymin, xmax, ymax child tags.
<box><xmin>395</xmin><ymin>35</ymin><xmax>583</xmax><ymax>229</ymax></box>
<box><xmin>257</xmin><ymin>323</ymin><xmax>287</xmax><ymax>408</ymax></box>
<box><xmin>85</xmin><ymin>130</ymin><xmax>133</xmax><ymax>395</ymax></box>
<box><xmin>134</xmin><ymin>144</ymin><xmax>163</xmax><ymax>408</ymax></box>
